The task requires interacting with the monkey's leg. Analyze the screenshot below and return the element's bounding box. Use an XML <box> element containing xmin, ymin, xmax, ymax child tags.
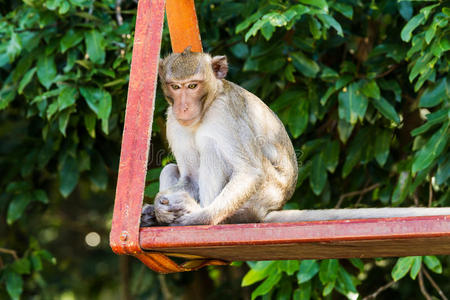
<box><xmin>152</xmin><ymin>163</ymin><xmax>203</xmax><ymax>225</ymax></box>
<box><xmin>141</xmin><ymin>163</ymin><xmax>182</xmax><ymax>227</ymax></box>
<box><xmin>263</xmin><ymin>207</ymin><xmax>450</xmax><ymax>223</ymax></box>
<box><xmin>159</xmin><ymin>163</ymin><xmax>180</xmax><ymax>190</ymax></box>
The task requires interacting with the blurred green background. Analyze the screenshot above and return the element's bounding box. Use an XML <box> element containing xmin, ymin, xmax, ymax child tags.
<box><xmin>0</xmin><ymin>0</ymin><xmax>449</xmax><ymax>299</ymax></box>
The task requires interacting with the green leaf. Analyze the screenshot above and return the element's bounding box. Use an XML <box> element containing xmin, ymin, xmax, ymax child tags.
<box><xmin>337</xmin><ymin>119</ymin><xmax>354</xmax><ymax>144</ymax></box>
<box><xmin>89</xmin><ymin>152</ymin><xmax>108</xmax><ymax>190</ymax></box>
<box><xmin>412</xmin><ymin>122</ymin><xmax>449</xmax><ymax>173</ymax></box>
<box><xmin>236</xmin><ymin>11</ymin><xmax>263</xmax><ymax>34</ymax></box>
<box><xmin>33</xmin><ymin>190</ymin><xmax>49</xmax><ymax>204</ymax></box>
<box><xmin>293</xmin><ymin>282</ymin><xmax>311</xmax><ymax>300</ymax></box>
<box><xmin>297</xmin><ymin>260</ymin><xmax>319</xmax><ymax>284</ymax></box>
<box><xmin>84</xmin><ymin>30</ymin><xmax>105</xmax><ymax>64</ymax></box>
<box><xmin>7</xmin><ymin>193</ymin><xmax>32</xmax><ymax>225</ymax></box>
<box><xmin>37</xmin><ymin>54</ymin><xmax>57</xmax><ymax>89</ymax></box>
<box><xmin>279</xmin><ymin>260</ymin><xmax>300</xmax><ymax>276</ymax></box>
<box><xmin>291</xmin><ymin>52</ymin><xmax>320</xmax><ymax>78</ymax></box>
<box><xmin>299</xmin><ymin>0</ymin><xmax>328</xmax><ymax>10</ymax></box>
<box><xmin>342</xmin><ymin>130</ymin><xmax>365</xmax><ymax>178</ymax></box>
<box><xmin>411</xmin><ymin>108</ymin><xmax>448</xmax><ymax>136</ymax></box>
<box><xmin>332</xmin><ymin>2</ymin><xmax>353</xmax><ymax>19</ymax></box>
<box><xmin>242</xmin><ymin>261</ymin><xmax>276</xmax><ymax>286</ymax></box>
<box><xmin>423</xmin><ymin>256</ymin><xmax>442</xmax><ymax>274</ymax></box>
<box><xmin>419</xmin><ymin>78</ymin><xmax>447</xmax><ymax>108</ymax></box>
<box><xmin>320</xmin><ymin>67</ymin><xmax>339</xmax><ymax>81</ymax></box>
<box><xmin>349</xmin><ymin>258</ymin><xmax>364</xmax><ymax>272</ymax></box>
<box><xmin>79</xmin><ymin>87</ymin><xmax>112</xmax><ymax>134</ymax></box>
<box><xmin>261</xmin><ymin>22</ymin><xmax>275</xmax><ymax>40</ymax></box>
<box><xmin>317</xmin><ymin>14</ymin><xmax>343</xmax><ymax>37</ymax></box>
<box><xmin>308</xmin><ymin>17</ymin><xmax>322</xmax><ymax>40</ymax></box>
<box><xmin>7</xmin><ymin>32</ymin><xmax>22</xmax><ymax>62</ymax></box>
<box><xmin>289</xmin><ymin>99</ymin><xmax>309</xmax><ymax>138</ymax></box>
<box><xmin>410</xmin><ymin>256</ymin><xmax>422</xmax><ymax>280</ymax></box>
<box><xmin>391</xmin><ymin>171</ymin><xmax>411</xmax><ymax>206</ymax></box>
<box><xmin>323</xmin><ymin>281</ymin><xmax>335</xmax><ymax>296</ymax></box>
<box><xmin>324</xmin><ymin>140</ymin><xmax>340</xmax><ymax>173</ymax></box>
<box><xmin>374</xmin><ymin>128</ymin><xmax>391</xmax><ymax>166</ymax></box>
<box><xmin>60</xmin><ymin>29</ymin><xmax>83</xmax><ymax>53</ymax></box>
<box><xmin>310</xmin><ymin>153</ymin><xmax>327</xmax><ymax>195</ymax></box>
<box><xmin>361</xmin><ymin>80</ymin><xmax>380</xmax><ymax>100</ymax></box>
<box><xmin>337</xmin><ymin>266</ymin><xmax>357</xmax><ymax>293</ymax></box>
<box><xmin>436</xmin><ymin>154</ymin><xmax>450</xmax><ymax>185</ymax></box>
<box><xmin>36</xmin><ymin>249</ymin><xmax>57</xmax><ymax>264</ymax></box>
<box><xmin>276</xmin><ymin>279</ymin><xmax>292</xmax><ymax>300</ymax></box>
<box><xmin>18</xmin><ymin>67</ymin><xmax>37</xmax><ymax>94</ymax></box>
<box><xmin>84</xmin><ymin>113</ymin><xmax>96</xmax><ymax>138</ymax></box>
<box><xmin>392</xmin><ymin>257</ymin><xmax>414</xmax><ymax>281</ymax></box>
<box><xmin>401</xmin><ymin>13</ymin><xmax>425</xmax><ymax>42</ymax></box>
<box><xmin>372</xmin><ymin>96</ymin><xmax>400</xmax><ymax>123</ymax></box>
<box><xmin>409</xmin><ymin>53</ymin><xmax>433</xmax><ymax>82</ymax></box>
<box><xmin>319</xmin><ymin>259</ymin><xmax>339</xmax><ymax>284</ymax></box>
<box><xmin>58</xmin><ymin>109</ymin><xmax>71</xmax><ymax>136</ymax></box>
<box><xmin>11</xmin><ymin>258</ymin><xmax>31</xmax><ymax>275</ymax></box>
<box><xmin>46</xmin><ymin>101</ymin><xmax>59</xmax><ymax>120</ymax></box>
<box><xmin>420</xmin><ymin>3</ymin><xmax>439</xmax><ymax>19</ymax></box>
<box><xmin>230</xmin><ymin>43</ymin><xmax>249</xmax><ymax>59</ymax></box>
<box><xmin>59</xmin><ymin>155</ymin><xmax>79</xmax><ymax>197</ymax></box>
<box><xmin>144</xmin><ymin>182</ymin><xmax>159</xmax><ymax>198</ymax></box>
<box><xmin>5</xmin><ymin>270</ymin><xmax>23</xmax><ymax>300</ymax></box>
<box><xmin>251</xmin><ymin>271</ymin><xmax>281</xmax><ymax>300</ymax></box>
<box><xmin>58</xmin><ymin>86</ymin><xmax>77</xmax><ymax>111</ymax></box>
<box><xmin>338</xmin><ymin>83</ymin><xmax>368</xmax><ymax>124</ymax></box>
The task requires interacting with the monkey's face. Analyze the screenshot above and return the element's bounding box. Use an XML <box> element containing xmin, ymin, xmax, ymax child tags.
<box><xmin>165</xmin><ymin>77</ymin><xmax>207</xmax><ymax>126</ymax></box>
<box><xmin>159</xmin><ymin>49</ymin><xmax>228</xmax><ymax>126</ymax></box>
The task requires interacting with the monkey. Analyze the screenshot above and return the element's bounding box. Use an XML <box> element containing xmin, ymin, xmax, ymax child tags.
<box><xmin>141</xmin><ymin>47</ymin><xmax>450</xmax><ymax>227</ymax></box>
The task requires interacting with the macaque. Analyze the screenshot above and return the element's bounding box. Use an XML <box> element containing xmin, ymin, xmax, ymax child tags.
<box><xmin>141</xmin><ymin>48</ymin><xmax>450</xmax><ymax>226</ymax></box>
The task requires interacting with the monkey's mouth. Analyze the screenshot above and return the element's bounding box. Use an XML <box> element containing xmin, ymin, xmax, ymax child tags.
<box><xmin>176</xmin><ymin>116</ymin><xmax>200</xmax><ymax>126</ymax></box>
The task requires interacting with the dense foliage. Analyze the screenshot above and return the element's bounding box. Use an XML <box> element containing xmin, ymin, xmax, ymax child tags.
<box><xmin>0</xmin><ymin>0</ymin><xmax>449</xmax><ymax>299</ymax></box>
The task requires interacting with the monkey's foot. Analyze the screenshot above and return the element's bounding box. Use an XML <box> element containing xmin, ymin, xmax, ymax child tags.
<box><xmin>154</xmin><ymin>191</ymin><xmax>200</xmax><ymax>224</ymax></box>
<box><xmin>171</xmin><ymin>209</ymin><xmax>212</xmax><ymax>226</ymax></box>
<box><xmin>140</xmin><ymin>204</ymin><xmax>160</xmax><ymax>227</ymax></box>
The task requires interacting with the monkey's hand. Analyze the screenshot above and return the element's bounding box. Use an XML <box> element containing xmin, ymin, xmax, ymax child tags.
<box><xmin>154</xmin><ymin>190</ymin><xmax>201</xmax><ymax>225</ymax></box>
<box><xmin>141</xmin><ymin>204</ymin><xmax>159</xmax><ymax>227</ymax></box>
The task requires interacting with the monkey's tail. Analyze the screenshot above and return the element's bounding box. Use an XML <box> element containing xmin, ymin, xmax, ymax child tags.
<box><xmin>263</xmin><ymin>207</ymin><xmax>450</xmax><ymax>223</ymax></box>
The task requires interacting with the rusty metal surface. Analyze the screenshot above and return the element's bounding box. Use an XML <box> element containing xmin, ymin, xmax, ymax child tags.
<box><xmin>140</xmin><ymin>216</ymin><xmax>450</xmax><ymax>260</ymax></box>
<box><xmin>110</xmin><ymin>0</ymin><xmax>165</xmax><ymax>256</ymax></box>
<box><xmin>145</xmin><ymin>237</ymin><xmax>450</xmax><ymax>261</ymax></box>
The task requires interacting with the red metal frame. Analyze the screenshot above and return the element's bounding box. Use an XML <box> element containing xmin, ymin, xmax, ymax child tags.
<box><xmin>110</xmin><ymin>0</ymin><xmax>450</xmax><ymax>274</ymax></box>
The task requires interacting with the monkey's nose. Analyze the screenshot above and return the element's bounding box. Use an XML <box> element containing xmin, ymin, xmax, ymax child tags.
<box><xmin>159</xmin><ymin>197</ymin><xmax>169</xmax><ymax>205</ymax></box>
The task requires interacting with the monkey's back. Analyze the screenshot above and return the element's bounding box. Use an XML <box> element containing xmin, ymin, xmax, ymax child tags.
<box><xmin>218</xmin><ymin>81</ymin><xmax>298</xmax><ymax>211</ymax></box>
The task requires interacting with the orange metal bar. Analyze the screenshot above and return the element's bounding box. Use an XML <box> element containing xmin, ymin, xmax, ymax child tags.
<box><xmin>166</xmin><ymin>0</ymin><xmax>202</xmax><ymax>53</ymax></box>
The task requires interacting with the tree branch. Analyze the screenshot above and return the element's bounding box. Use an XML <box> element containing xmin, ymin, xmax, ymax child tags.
<box><xmin>428</xmin><ymin>181</ymin><xmax>433</xmax><ymax>207</ymax></box>
<box><xmin>362</xmin><ymin>280</ymin><xmax>395</xmax><ymax>300</ymax></box>
<box><xmin>115</xmin><ymin>0</ymin><xmax>123</xmax><ymax>26</ymax></box>
<box><xmin>0</xmin><ymin>248</ymin><xmax>19</xmax><ymax>260</ymax></box>
<box><xmin>419</xmin><ymin>269</ymin><xmax>433</xmax><ymax>300</ymax></box>
<box><xmin>423</xmin><ymin>268</ymin><xmax>448</xmax><ymax>300</ymax></box>
<box><xmin>335</xmin><ymin>183</ymin><xmax>381</xmax><ymax>208</ymax></box>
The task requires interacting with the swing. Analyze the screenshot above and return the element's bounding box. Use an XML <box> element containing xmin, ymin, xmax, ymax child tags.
<box><xmin>109</xmin><ymin>0</ymin><xmax>450</xmax><ymax>274</ymax></box>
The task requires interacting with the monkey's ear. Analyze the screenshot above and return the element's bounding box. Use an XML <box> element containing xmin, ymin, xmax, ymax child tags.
<box><xmin>158</xmin><ymin>58</ymin><xmax>164</xmax><ymax>80</ymax></box>
<box><xmin>211</xmin><ymin>55</ymin><xmax>228</xmax><ymax>79</ymax></box>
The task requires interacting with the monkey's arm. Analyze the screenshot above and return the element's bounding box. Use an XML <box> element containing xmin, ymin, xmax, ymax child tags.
<box><xmin>263</xmin><ymin>207</ymin><xmax>450</xmax><ymax>223</ymax></box>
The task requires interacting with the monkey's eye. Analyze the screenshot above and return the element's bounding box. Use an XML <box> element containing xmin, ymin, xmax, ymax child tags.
<box><xmin>171</xmin><ymin>84</ymin><xmax>180</xmax><ymax>90</ymax></box>
<box><xmin>187</xmin><ymin>83</ymin><xmax>198</xmax><ymax>89</ymax></box>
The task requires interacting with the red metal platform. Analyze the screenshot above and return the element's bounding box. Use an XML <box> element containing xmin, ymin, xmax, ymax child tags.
<box><xmin>109</xmin><ymin>0</ymin><xmax>450</xmax><ymax>273</ymax></box>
